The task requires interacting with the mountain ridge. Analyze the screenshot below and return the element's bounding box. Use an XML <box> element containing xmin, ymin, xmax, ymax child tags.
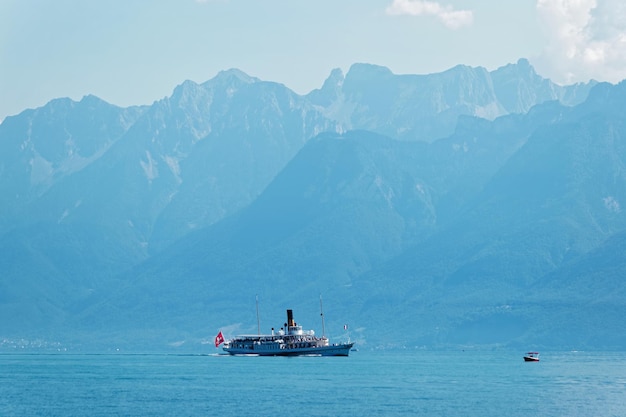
<box><xmin>2</xmin><ymin>58</ymin><xmax>622</xmax><ymax>351</ymax></box>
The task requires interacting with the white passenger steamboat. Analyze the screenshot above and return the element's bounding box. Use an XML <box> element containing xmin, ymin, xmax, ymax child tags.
<box><xmin>218</xmin><ymin>308</ymin><xmax>354</xmax><ymax>356</ymax></box>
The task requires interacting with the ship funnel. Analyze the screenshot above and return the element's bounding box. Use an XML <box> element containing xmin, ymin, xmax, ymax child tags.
<box><xmin>287</xmin><ymin>309</ymin><xmax>295</xmax><ymax>327</ymax></box>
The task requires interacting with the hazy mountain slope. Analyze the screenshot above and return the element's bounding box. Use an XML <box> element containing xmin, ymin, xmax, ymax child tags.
<box><xmin>529</xmin><ymin>231</ymin><xmax>626</xmax><ymax>347</ymax></box>
<box><xmin>490</xmin><ymin>58</ymin><xmax>594</xmax><ymax>113</ymax></box>
<box><xmin>70</xmin><ymin>131</ymin><xmax>436</xmax><ymax>344</ymax></box>
<box><xmin>0</xmin><ymin>72</ymin><xmax>341</xmax><ymax>341</ymax></box>
<box><xmin>71</xmin><ymin>118</ymin><xmax>538</xmax><ymax>349</ymax></box>
<box><xmin>309</xmin><ymin>59</ymin><xmax>596</xmax><ymax>142</ymax></box>
<box><xmin>148</xmin><ymin>75</ymin><xmax>341</xmax><ymax>251</ymax></box>
<box><xmin>350</xmin><ymin>81</ymin><xmax>626</xmax><ymax>349</ymax></box>
<box><xmin>0</xmin><ymin>60</ymin><xmax>614</xmax><ymax>350</ymax></box>
<box><xmin>0</xmin><ymin>96</ymin><xmax>145</xmax><ymax>231</ymax></box>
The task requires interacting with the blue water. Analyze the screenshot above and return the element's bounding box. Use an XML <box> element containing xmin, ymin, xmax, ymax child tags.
<box><xmin>1</xmin><ymin>350</ymin><xmax>625</xmax><ymax>416</ymax></box>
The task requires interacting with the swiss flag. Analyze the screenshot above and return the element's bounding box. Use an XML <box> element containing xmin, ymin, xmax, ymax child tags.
<box><xmin>214</xmin><ymin>331</ymin><xmax>224</xmax><ymax>347</ymax></box>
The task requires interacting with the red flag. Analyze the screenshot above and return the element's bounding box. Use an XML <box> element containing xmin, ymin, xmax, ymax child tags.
<box><xmin>214</xmin><ymin>331</ymin><xmax>224</xmax><ymax>347</ymax></box>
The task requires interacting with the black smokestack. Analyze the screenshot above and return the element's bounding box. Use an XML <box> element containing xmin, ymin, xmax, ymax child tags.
<box><xmin>287</xmin><ymin>309</ymin><xmax>295</xmax><ymax>327</ymax></box>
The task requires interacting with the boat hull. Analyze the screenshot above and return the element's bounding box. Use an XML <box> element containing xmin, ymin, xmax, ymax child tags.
<box><xmin>223</xmin><ymin>343</ymin><xmax>354</xmax><ymax>357</ymax></box>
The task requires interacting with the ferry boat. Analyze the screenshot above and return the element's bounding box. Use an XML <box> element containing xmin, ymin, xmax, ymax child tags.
<box><xmin>218</xmin><ymin>309</ymin><xmax>354</xmax><ymax>356</ymax></box>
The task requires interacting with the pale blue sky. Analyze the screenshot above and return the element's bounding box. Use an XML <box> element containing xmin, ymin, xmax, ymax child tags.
<box><xmin>2</xmin><ymin>0</ymin><xmax>625</xmax><ymax>121</ymax></box>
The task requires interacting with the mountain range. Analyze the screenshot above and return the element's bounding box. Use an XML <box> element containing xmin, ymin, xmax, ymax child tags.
<box><xmin>2</xmin><ymin>58</ymin><xmax>625</xmax><ymax>351</ymax></box>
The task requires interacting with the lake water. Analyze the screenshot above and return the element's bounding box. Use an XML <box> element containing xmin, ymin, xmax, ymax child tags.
<box><xmin>1</xmin><ymin>350</ymin><xmax>625</xmax><ymax>416</ymax></box>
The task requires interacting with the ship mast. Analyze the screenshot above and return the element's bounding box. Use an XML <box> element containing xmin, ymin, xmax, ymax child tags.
<box><xmin>319</xmin><ymin>294</ymin><xmax>326</xmax><ymax>338</ymax></box>
<box><xmin>256</xmin><ymin>294</ymin><xmax>261</xmax><ymax>336</ymax></box>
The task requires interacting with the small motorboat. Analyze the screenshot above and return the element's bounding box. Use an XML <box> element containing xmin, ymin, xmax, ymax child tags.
<box><xmin>523</xmin><ymin>352</ymin><xmax>540</xmax><ymax>362</ymax></box>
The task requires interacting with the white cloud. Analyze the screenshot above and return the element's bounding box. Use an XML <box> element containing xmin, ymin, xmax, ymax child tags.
<box><xmin>534</xmin><ymin>0</ymin><xmax>626</xmax><ymax>84</ymax></box>
<box><xmin>386</xmin><ymin>0</ymin><xmax>473</xmax><ymax>30</ymax></box>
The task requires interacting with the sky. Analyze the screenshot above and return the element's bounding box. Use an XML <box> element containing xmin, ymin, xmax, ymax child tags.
<box><xmin>2</xmin><ymin>0</ymin><xmax>626</xmax><ymax>122</ymax></box>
